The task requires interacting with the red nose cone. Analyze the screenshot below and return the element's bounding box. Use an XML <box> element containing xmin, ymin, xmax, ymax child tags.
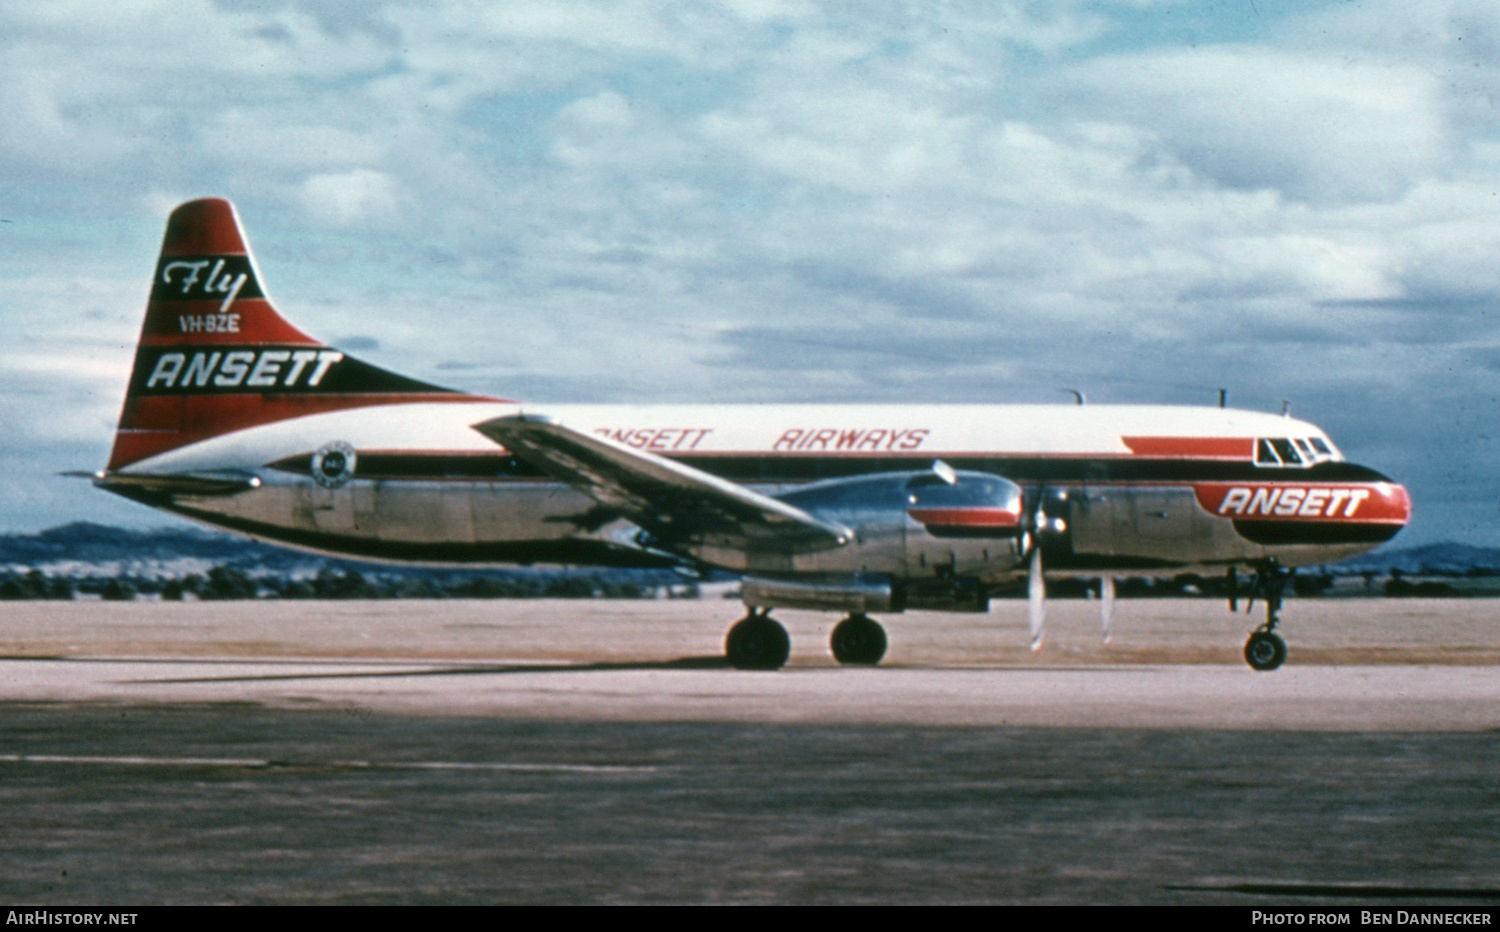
<box><xmin>1388</xmin><ymin>483</ymin><xmax>1412</xmax><ymax>527</ymax></box>
<box><xmin>1192</xmin><ymin>476</ymin><xmax>1409</xmax><ymax>547</ymax></box>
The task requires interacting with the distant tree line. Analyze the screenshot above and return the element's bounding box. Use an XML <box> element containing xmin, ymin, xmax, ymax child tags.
<box><xmin>985</xmin><ymin>567</ymin><xmax>1476</xmax><ymax>599</ymax></box>
<box><xmin>0</xmin><ymin>570</ymin><xmax>76</xmax><ymax>600</ymax></box>
<box><xmin>1</xmin><ymin>564</ymin><xmax>1490</xmax><ymax>602</ymax></box>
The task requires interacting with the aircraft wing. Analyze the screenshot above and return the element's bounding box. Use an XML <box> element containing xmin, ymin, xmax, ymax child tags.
<box><xmin>472</xmin><ymin>414</ymin><xmax>853</xmax><ymax>555</ymax></box>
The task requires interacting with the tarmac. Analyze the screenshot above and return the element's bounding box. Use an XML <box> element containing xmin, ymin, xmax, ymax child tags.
<box><xmin>1</xmin><ymin>597</ymin><xmax>1496</xmax><ymax>729</ymax></box>
<box><xmin>0</xmin><ymin>597</ymin><xmax>1496</xmax><ymax>905</ymax></box>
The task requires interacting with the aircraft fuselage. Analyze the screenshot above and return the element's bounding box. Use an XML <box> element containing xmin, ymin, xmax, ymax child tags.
<box><xmin>106</xmin><ymin>400</ymin><xmax>1408</xmax><ymax>580</ymax></box>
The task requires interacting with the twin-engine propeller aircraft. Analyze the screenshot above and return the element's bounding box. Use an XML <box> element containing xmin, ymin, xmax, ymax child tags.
<box><xmin>87</xmin><ymin>199</ymin><xmax>1411</xmax><ymax>670</ymax></box>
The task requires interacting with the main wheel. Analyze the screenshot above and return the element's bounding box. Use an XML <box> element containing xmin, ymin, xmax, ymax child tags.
<box><xmin>1244</xmin><ymin>630</ymin><xmax>1287</xmax><ymax>671</ymax></box>
<box><xmin>725</xmin><ymin>614</ymin><xmax>791</xmax><ymax>670</ymax></box>
<box><xmin>830</xmin><ymin>614</ymin><xmax>888</xmax><ymax>666</ymax></box>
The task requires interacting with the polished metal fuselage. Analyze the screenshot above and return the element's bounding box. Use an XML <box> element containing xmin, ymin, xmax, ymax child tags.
<box><xmin>107</xmin><ymin>401</ymin><xmax>1407</xmax><ymax>583</ymax></box>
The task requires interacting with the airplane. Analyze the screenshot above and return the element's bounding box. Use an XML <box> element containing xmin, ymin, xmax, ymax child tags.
<box><xmin>84</xmin><ymin>198</ymin><xmax>1412</xmax><ymax>671</ymax></box>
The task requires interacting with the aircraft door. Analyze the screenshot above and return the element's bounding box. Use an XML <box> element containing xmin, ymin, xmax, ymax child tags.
<box><xmin>1069</xmin><ymin>462</ymin><xmax>1130</xmax><ymax>557</ymax></box>
<box><xmin>1129</xmin><ymin>485</ymin><xmax>1212</xmax><ymax>562</ymax></box>
<box><xmin>304</xmin><ymin>441</ymin><xmax>358</xmax><ymax>534</ymax></box>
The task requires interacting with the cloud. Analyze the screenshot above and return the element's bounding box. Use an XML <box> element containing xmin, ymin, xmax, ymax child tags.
<box><xmin>1051</xmin><ymin>46</ymin><xmax>1453</xmax><ymax>203</ymax></box>
<box><xmin>0</xmin><ymin>1</ymin><xmax>1496</xmax><ymax>545</ymax></box>
<box><xmin>299</xmin><ymin>169</ymin><xmax>403</xmax><ymax>226</ymax></box>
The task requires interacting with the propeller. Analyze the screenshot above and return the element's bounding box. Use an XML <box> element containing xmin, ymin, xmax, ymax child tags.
<box><xmin>1023</xmin><ymin>484</ymin><xmax>1064</xmax><ymax>652</ymax></box>
<box><xmin>1027</xmin><ymin>545</ymin><xmax>1045</xmax><ymax>651</ymax></box>
<box><xmin>1100</xmin><ymin>575</ymin><xmax>1115</xmax><ymax>644</ymax></box>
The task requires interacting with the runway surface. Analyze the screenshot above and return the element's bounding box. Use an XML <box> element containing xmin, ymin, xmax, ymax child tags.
<box><xmin>0</xmin><ymin>598</ymin><xmax>1496</xmax><ymax>905</ymax></box>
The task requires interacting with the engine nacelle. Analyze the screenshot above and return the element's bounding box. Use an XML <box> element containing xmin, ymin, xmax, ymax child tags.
<box><xmin>755</xmin><ymin>465</ymin><xmax>1027</xmax><ymax>581</ymax></box>
<box><xmin>740</xmin><ymin>571</ymin><xmax>992</xmax><ymax>614</ymax></box>
<box><xmin>741</xmin><ymin>573</ymin><xmax>896</xmax><ymax>613</ymax></box>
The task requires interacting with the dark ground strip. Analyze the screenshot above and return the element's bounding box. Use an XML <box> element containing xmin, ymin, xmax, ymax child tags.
<box><xmin>0</xmin><ymin>702</ymin><xmax>1494</xmax><ymax>905</ymax></box>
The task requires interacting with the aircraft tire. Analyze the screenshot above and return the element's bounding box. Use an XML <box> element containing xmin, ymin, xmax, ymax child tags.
<box><xmin>1244</xmin><ymin>630</ymin><xmax>1287</xmax><ymax>672</ymax></box>
<box><xmin>830</xmin><ymin>614</ymin><xmax>887</xmax><ymax>666</ymax></box>
<box><xmin>725</xmin><ymin>615</ymin><xmax>791</xmax><ymax>671</ymax></box>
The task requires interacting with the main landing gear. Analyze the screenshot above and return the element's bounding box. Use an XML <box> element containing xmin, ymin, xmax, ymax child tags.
<box><xmin>830</xmin><ymin>613</ymin><xmax>888</xmax><ymax>666</ymax></box>
<box><xmin>724</xmin><ymin>610</ymin><xmax>889</xmax><ymax>669</ymax></box>
<box><xmin>1233</xmin><ymin>561</ymin><xmax>1290</xmax><ymax>672</ymax></box>
<box><xmin>725</xmin><ymin>609</ymin><xmax>791</xmax><ymax>670</ymax></box>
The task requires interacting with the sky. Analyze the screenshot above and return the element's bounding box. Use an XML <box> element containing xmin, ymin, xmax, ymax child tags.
<box><xmin>1</xmin><ymin>0</ymin><xmax>1497</xmax><ymax>549</ymax></box>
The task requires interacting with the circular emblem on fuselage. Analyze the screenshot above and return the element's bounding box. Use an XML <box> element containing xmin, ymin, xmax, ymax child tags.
<box><xmin>312</xmin><ymin>441</ymin><xmax>357</xmax><ymax>489</ymax></box>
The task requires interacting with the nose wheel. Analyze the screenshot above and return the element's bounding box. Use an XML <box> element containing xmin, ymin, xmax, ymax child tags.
<box><xmin>830</xmin><ymin>613</ymin><xmax>887</xmax><ymax>666</ymax></box>
<box><xmin>1244</xmin><ymin>628</ymin><xmax>1288</xmax><ymax>671</ymax></box>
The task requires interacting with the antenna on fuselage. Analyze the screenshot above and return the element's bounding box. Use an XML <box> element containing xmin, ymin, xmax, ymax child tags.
<box><xmin>1282</xmin><ymin>400</ymin><xmax>1291</xmax><ymax>417</ymax></box>
<box><xmin>1219</xmin><ymin>388</ymin><xmax>1227</xmax><ymax>408</ymax></box>
<box><xmin>1061</xmin><ymin>389</ymin><xmax>1085</xmax><ymax>405</ymax></box>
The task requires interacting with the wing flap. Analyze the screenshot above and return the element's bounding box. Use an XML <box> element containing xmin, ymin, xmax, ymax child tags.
<box><xmin>471</xmin><ymin>415</ymin><xmax>851</xmax><ymax>555</ymax></box>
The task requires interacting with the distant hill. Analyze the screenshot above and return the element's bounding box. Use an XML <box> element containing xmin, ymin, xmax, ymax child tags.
<box><xmin>1332</xmin><ymin>542</ymin><xmax>1500</xmax><ymax>576</ymax></box>
<box><xmin>0</xmin><ymin>521</ymin><xmax>347</xmax><ymax>579</ymax></box>
<box><xmin>0</xmin><ymin>522</ymin><xmax>692</xmax><ymax>600</ymax></box>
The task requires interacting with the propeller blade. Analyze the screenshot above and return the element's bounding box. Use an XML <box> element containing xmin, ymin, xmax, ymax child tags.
<box><xmin>1227</xmin><ymin>567</ymin><xmax>1238</xmax><ymax>613</ymax></box>
<box><xmin>1027</xmin><ymin>545</ymin><xmax>1046</xmax><ymax>651</ymax></box>
<box><xmin>1100</xmin><ymin>575</ymin><xmax>1115</xmax><ymax>644</ymax></box>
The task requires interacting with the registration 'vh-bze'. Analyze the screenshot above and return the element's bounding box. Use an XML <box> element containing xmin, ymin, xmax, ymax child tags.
<box><xmin>83</xmin><ymin>199</ymin><xmax>1411</xmax><ymax>671</ymax></box>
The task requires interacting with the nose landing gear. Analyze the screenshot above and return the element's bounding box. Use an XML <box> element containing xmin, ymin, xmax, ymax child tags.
<box><xmin>1234</xmin><ymin>561</ymin><xmax>1290</xmax><ymax>672</ymax></box>
<box><xmin>1244</xmin><ymin>628</ymin><xmax>1288</xmax><ymax>671</ymax></box>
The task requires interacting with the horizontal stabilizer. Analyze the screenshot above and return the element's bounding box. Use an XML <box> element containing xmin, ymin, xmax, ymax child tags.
<box><xmin>69</xmin><ymin>470</ymin><xmax>262</xmax><ymax>497</ymax></box>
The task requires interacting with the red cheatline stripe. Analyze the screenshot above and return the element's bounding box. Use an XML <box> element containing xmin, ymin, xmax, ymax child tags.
<box><xmin>907</xmin><ymin>507</ymin><xmax>1021</xmax><ymax>528</ymax></box>
<box><xmin>1122</xmin><ymin>436</ymin><xmax>1254</xmax><ymax>458</ymax></box>
<box><xmin>108</xmin><ymin>393</ymin><xmax>498</xmax><ymax>469</ymax></box>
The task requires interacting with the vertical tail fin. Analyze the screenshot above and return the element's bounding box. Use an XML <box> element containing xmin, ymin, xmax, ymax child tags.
<box><xmin>109</xmin><ymin>199</ymin><xmax>481</xmax><ymax>470</ymax></box>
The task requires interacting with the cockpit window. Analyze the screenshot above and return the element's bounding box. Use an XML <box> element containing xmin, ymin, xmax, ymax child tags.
<box><xmin>1257</xmin><ymin>438</ymin><xmax>1281</xmax><ymax>466</ymax></box>
<box><xmin>1256</xmin><ymin>438</ymin><xmax>1318</xmax><ymax>468</ymax></box>
<box><xmin>1308</xmin><ymin>437</ymin><xmax>1332</xmax><ymax>456</ymax></box>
